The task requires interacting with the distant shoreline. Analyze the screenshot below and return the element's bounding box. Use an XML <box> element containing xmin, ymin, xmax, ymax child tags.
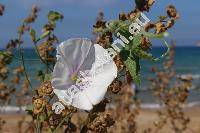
<box><xmin>1</xmin><ymin>102</ymin><xmax>200</xmax><ymax>114</ymax></box>
<box><xmin>1</xmin><ymin>46</ymin><xmax>200</xmax><ymax>50</ymax></box>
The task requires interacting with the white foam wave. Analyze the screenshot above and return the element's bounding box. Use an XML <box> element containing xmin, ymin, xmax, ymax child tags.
<box><xmin>1</xmin><ymin>102</ymin><xmax>200</xmax><ymax>114</ymax></box>
<box><xmin>139</xmin><ymin>101</ymin><xmax>200</xmax><ymax>109</ymax></box>
<box><xmin>178</xmin><ymin>74</ymin><xmax>200</xmax><ymax>79</ymax></box>
<box><xmin>0</xmin><ymin>106</ymin><xmax>26</xmax><ymax>114</ymax></box>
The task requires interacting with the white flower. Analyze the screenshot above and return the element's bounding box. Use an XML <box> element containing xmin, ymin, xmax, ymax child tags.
<box><xmin>51</xmin><ymin>38</ymin><xmax>117</xmax><ymax>110</ymax></box>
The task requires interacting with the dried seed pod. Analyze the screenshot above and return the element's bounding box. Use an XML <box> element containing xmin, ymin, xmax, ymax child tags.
<box><xmin>167</xmin><ymin>5</ymin><xmax>179</xmax><ymax>19</ymax></box>
<box><xmin>147</xmin><ymin>0</ymin><xmax>155</xmax><ymax>7</ymax></box>
<box><xmin>119</xmin><ymin>12</ymin><xmax>127</xmax><ymax>21</ymax></box>
<box><xmin>127</xmin><ymin>10</ymin><xmax>138</xmax><ymax>20</ymax></box>
<box><xmin>49</xmin><ymin>114</ymin><xmax>62</xmax><ymax>127</ymax></box>
<box><xmin>166</xmin><ymin>19</ymin><xmax>175</xmax><ymax>29</ymax></box>
<box><xmin>32</xmin><ymin>97</ymin><xmax>47</xmax><ymax>114</ymax></box>
<box><xmin>11</xmin><ymin>75</ymin><xmax>20</xmax><ymax>84</ymax></box>
<box><xmin>0</xmin><ymin>83</ymin><xmax>7</xmax><ymax>90</ymax></box>
<box><xmin>155</xmin><ymin>22</ymin><xmax>167</xmax><ymax>34</ymax></box>
<box><xmin>108</xmin><ymin>79</ymin><xmax>122</xmax><ymax>94</ymax></box>
<box><xmin>37</xmin><ymin>81</ymin><xmax>53</xmax><ymax>97</ymax></box>
<box><xmin>0</xmin><ymin>4</ymin><xmax>5</xmax><ymax>16</ymax></box>
<box><xmin>88</xmin><ymin>112</ymin><xmax>115</xmax><ymax>133</ymax></box>
<box><xmin>114</xmin><ymin>55</ymin><xmax>124</xmax><ymax>70</ymax></box>
<box><xmin>140</xmin><ymin>36</ymin><xmax>152</xmax><ymax>51</ymax></box>
<box><xmin>144</xmin><ymin>23</ymin><xmax>155</xmax><ymax>32</ymax></box>
<box><xmin>13</xmin><ymin>66</ymin><xmax>24</xmax><ymax>74</ymax></box>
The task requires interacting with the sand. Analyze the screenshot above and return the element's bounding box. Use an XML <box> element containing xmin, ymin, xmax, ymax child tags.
<box><xmin>0</xmin><ymin>106</ymin><xmax>200</xmax><ymax>133</ymax></box>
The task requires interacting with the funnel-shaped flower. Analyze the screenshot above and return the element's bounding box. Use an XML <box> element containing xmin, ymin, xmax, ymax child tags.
<box><xmin>52</xmin><ymin>38</ymin><xmax>117</xmax><ymax>111</ymax></box>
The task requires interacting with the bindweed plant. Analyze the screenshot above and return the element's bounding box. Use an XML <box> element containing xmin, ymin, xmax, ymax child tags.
<box><xmin>0</xmin><ymin>1</ymin><xmax>193</xmax><ymax>133</ymax></box>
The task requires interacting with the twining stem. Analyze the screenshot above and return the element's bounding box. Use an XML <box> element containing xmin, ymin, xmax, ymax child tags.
<box><xmin>33</xmin><ymin>39</ymin><xmax>53</xmax><ymax>72</ymax></box>
<box><xmin>36</xmin><ymin>114</ymin><xmax>41</xmax><ymax>133</ymax></box>
<box><xmin>152</xmin><ymin>39</ymin><xmax>170</xmax><ymax>61</ymax></box>
<box><xmin>17</xmin><ymin>28</ymin><xmax>33</xmax><ymax>90</ymax></box>
<box><xmin>53</xmin><ymin>112</ymin><xmax>73</xmax><ymax>133</ymax></box>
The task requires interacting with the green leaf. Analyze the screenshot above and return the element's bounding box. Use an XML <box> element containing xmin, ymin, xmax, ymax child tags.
<box><xmin>134</xmin><ymin>49</ymin><xmax>154</xmax><ymax>60</ymax></box>
<box><xmin>26</xmin><ymin>105</ymin><xmax>33</xmax><ymax>114</ymax></box>
<box><xmin>124</xmin><ymin>57</ymin><xmax>141</xmax><ymax>84</ymax></box>
<box><xmin>119</xmin><ymin>50</ymin><xmax>129</xmax><ymax>61</ymax></box>
<box><xmin>132</xmin><ymin>38</ymin><xmax>170</xmax><ymax>61</ymax></box>
<box><xmin>131</xmin><ymin>34</ymin><xmax>142</xmax><ymax>49</ymax></box>
<box><xmin>141</xmin><ymin>30</ymin><xmax>169</xmax><ymax>39</ymax></box>
<box><xmin>93</xmin><ymin>27</ymin><xmax>104</xmax><ymax>33</ymax></box>
<box><xmin>39</xmin><ymin>114</ymin><xmax>46</xmax><ymax>122</ymax></box>
<box><xmin>39</xmin><ymin>31</ymin><xmax>50</xmax><ymax>40</ymax></box>
<box><xmin>37</xmin><ymin>70</ymin><xmax>45</xmax><ymax>81</ymax></box>
<box><xmin>48</xmin><ymin>11</ymin><xmax>63</xmax><ymax>22</ymax></box>
<box><xmin>30</xmin><ymin>29</ymin><xmax>36</xmax><ymax>42</ymax></box>
<box><xmin>44</xmin><ymin>73</ymin><xmax>52</xmax><ymax>82</ymax></box>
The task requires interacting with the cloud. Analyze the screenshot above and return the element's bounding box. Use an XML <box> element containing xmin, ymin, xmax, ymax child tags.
<box><xmin>10</xmin><ymin>0</ymin><xmax>116</xmax><ymax>8</ymax></box>
<box><xmin>62</xmin><ymin>0</ymin><xmax>115</xmax><ymax>6</ymax></box>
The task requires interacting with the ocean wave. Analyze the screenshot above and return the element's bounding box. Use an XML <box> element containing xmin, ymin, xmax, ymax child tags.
<box><xmin>0</xmin><ymin>106</ymin><xmax>26</xmax><ymax>114</ymax></box>
<box><xmin>139</xmin><ymin>101</ymin><xmax>200</xmax><ymax>109</ymax></box>
<box><xmin>178</xmin><ymin>74</ymin><xmax>200</xmax><ymax>79</ymax></box>
<box><xmin>1</xmin><ymin>102</ymin><xmax>200</xmax><ymax>114</ymax></box>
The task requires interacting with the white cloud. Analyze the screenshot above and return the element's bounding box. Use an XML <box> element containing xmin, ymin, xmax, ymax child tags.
<box><xmin>11</xmin><ymin>0</ymin><xmax>115</xmax><ymax>8</ymax></box>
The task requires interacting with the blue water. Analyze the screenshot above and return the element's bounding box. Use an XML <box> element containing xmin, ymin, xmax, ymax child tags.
<box><xmin>4</xmin><ymin>47</ymin><xmax>200</xmax><ymax>104</ymax></box>
<box><xmin>141</xmin><ymin>47</ymin><xmax>200</xmax><ymax>86</ymax></box>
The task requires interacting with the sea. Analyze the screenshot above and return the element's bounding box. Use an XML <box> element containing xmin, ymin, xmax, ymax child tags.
<box><xmin>1</xmin><ymin>46</ymin><xmax>200</xmax><ymax>113</ymax></box>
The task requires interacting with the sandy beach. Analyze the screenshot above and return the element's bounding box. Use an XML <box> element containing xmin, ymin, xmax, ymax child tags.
<box><xmin>0</xmin><ymin>106</ymin><xmax>200</xmax><ymax>133</ymax></box>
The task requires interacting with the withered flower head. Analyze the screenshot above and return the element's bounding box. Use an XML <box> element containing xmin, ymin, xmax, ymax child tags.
<box><xmin>166</xmin><ymin>19</ymin><xmax>175</xmax><ymax>29</ymax></box>
<box><xmin>0</xmin><ymin>4</ymin><xmax>5</xmax><ymax>16</ymax></box>
<box><xmin>49</xmin><ymin>114</ymin><xmax>62</xmax><ymax>127</ymax></box>
<box><xmin>37</xmin><ymin>81</ymin><xmax>53</xmax><ymax>97</ymax></box>
<box><xmin>108</xmin><ymin>79</ymin><xmax>122</xmax><ymax>94</ymax></box>
<box><xmin>127</xmin><ymin>10</ymin><xmax>138</xmax><ymax>20</ymax></box>
<box><xmin>24</xmin><ymin>5</ymin><xmax>39</xmax><ymax>24</ymax></box>
<box><xmin>0</xmin><ymin>67</ymin><xmax>8</xmax><ymax>79</ymax></box>
<box><xmin>93</xmin><ymin>21</ymin><xmax>106</xmax><ymax>29</ymax></box>
<box><xmin>144</xmin><ymin>23</ymin><xmax>155</xmax><ymax>32</ymax></box>
<box><xmin>140</xmin><ymin>36</ymin><xmax>152</xmax><ymax>51</ymax></box>
<box><xmin>32</xmin><ymin>97</ymin><xmax>47</xmax><ymax>114</ymax></box>
<box><xmin>13</xmin><ymin>66</ymin><xmax>24</xmax><ymax>74</ymax></box>
<box><xmin>135</xmin><ymin>0</ymin><xmax>155</xmax><ymax>12</ymax></box>
<box><xmin>119</xmin><ymin>12</ymin><xmax>127</xmax><ymax>21</ymax></box>
<box><xmin>88</xmin><ymin>112</ymin><xmax>115</xmax><ymax>132</ymax></box>
<box><xmin>0</xmin><ymin>83</ymin><xmax>7</xmax><ymax>90</ymax></box>
<box><xmin>94</xmin><ymin>11</ymin><xmax>105</xmax><ymax>29</ymax></box>
<box><xmin>6</xmin><ymin>39</ymin><xmax>19</xmax><ymax>50</ymax></box>
<box><xmin>155</xmin><ymin>22</ymin><xmax>167</xmax><ymax>34</ymax></box>
<box><xmin>167</xmin><ymin>5</ymin><xmax>179</xmax><ymax>19</ymax></box>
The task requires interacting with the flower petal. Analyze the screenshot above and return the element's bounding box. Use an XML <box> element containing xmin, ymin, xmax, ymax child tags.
<box><xmin>70</xmin><ymin>44</ymin><xmax>117</xmax><ymax>110</ymax></box>
<box><xmin>52</xmin><ymin>39</ymin><xmax>117</xmax><ymax>111</ymax></box>
<box><xmin>83</xmin><ymin>44</ymin><xmax>117</xmax><ymax>105</ymax></box>
<box><xmin>53</xmin><ymin>89</ymin><xmax>93</xmax><ymax>110</ymax></box>
<box><xmin>52</xmin><ymin>38</ymin><xmax>95</xmax><ymax>90</ymax></box>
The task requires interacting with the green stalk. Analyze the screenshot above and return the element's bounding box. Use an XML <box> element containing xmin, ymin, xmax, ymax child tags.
<box><xmin>17</xmin><ymin>26</ymin><xmax>33</xmax><ymax>90</ymax></box>
<box><xmin>36</xmin><ymin>114</ymin><xmax>40</xmax><ymax>133</ymax></box>
<box><xmin>53</xmin><ymin>112</ymin><xmax>73</xmax><ymax>133</ymax></box>
<box><xmin>33</xmin><ymin>39</ymin><xmax>53</xmax><ymax>72</ymax></box>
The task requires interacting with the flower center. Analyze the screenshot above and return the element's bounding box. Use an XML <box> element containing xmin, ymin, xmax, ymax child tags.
<box><xmin>71</xmin><ymin>74</ymin><xmax>78</xmax><ymax>82</ymax></box>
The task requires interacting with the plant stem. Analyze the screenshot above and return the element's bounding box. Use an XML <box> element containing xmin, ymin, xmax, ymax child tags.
<box><xmin>36</xmin><ymin>114</ymin><xmax>41</xmax><ymax>133</ymax></box>
<box><xmin>17</xmin><ymin>29</ymin><xmax>33</xmax><ymax>90</ymax></box>
<box><xmin>33</xmin><ymin>41</ymin><xmax>53</xmax><ymax>72</ymax></box>
<box><xmin>53</xmin><ymin>112</ymin><xmax>73</xmax><ymax>133</ymax></box>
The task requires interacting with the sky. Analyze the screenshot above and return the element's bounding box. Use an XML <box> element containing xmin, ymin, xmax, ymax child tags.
<box><xmin>0</xmin><ymin>0</ymin><xmax>200</xmax><ymax>48</ymax></box>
